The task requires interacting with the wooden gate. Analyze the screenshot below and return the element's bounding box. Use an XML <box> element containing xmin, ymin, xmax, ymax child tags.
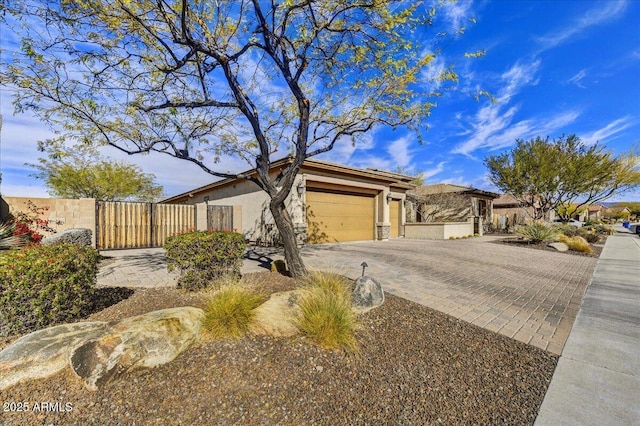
<box><xmin>207</xmin><ymin>205</ymin><xmax>233</xmax><ymax>231</ymax></box>
<box><xmin>97</xmin><ymin>201</ymin><xmax>196</xmax><ymax>249</ymax></box>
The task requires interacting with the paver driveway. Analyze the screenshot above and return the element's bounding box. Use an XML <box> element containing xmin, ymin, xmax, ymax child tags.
<box><xmin>98</xmin><ymin>237</ymin><xmax>598</xmax><ymax>355</ymax></box>
<box><xmin>300</xmin><ymin>237</ymin><xmax>598</xmax><ymax>355</ymax></box>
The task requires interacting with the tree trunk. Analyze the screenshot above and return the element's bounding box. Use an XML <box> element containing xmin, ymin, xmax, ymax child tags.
<box><xmin>270</xmin><ymin>198</ymin><xmax>308</xmax><ymax>277</ymax></box>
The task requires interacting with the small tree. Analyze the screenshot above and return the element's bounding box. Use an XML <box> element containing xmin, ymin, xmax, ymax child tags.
<box><xmin>485</xmin><ymin>135</ymin><xmax>640</xmax><ymax>222</ymax></box>
<box><xmin>29</xmin><ymin>140</ymin><xmax>163</xmax><ymax>201</ymax></box>
<box><xmin>2</xmin><ymin>1</ymin><xmax>476</xmax><ymax>276</ymax></box>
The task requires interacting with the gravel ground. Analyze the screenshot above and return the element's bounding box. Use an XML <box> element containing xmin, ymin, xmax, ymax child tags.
<box><xmin>492</xmin><ymin>237</ymin><xmax>605</xmax><ymax>258</ymax></box>
<box><xmin>1</xmin><ymin>272</ymin><xmax>557</xmax><ymax>425</ymax></box>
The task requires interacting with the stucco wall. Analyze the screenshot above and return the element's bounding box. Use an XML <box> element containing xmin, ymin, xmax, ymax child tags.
<box><xmin>3</xmin><ymin>197</ymin><xmax>97</xmax><ymax>247</ymax></box>
<box><xmin>405</xmin><ymin>221</ymin><xmax>473</xmax><ymax>240</ymax></box>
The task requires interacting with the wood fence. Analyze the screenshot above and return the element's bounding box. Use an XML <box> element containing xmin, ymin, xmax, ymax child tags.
<box><xmin>96</xmin><ymin>201</ymin><xmax>234</xmax><ymax>250</ymax></box>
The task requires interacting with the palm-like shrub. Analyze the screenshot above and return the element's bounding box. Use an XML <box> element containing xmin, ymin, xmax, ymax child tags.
<box><xmin>517</xmin><ymin>223</ymin><xmax>559</xmax><ymax>244</ymax></box>
<box><xmin>0</xmin><ymin>220</ymin><xmax>25</xmax><ymax>251</ymax></box>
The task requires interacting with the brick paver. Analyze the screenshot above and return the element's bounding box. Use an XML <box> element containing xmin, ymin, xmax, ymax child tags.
<box><xmin>300</xmin><ymin>237</ymin><xmax>598</xmax><ymax>355</ymax></box>
<box><xmin>97</xmin><ymin>237</ymin><xmax>598</xmax><ymax>355</ymax></box>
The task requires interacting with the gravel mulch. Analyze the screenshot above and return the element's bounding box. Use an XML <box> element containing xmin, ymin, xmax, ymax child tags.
<box><xmin>492</xmin><ymin>236</ymin><xmax>605</xmax><ymax>258</ymax></box>
<box><xmin>1</xmin><ymin>272</ymin><xmax>557</xmax><ymax>425</ymax></box>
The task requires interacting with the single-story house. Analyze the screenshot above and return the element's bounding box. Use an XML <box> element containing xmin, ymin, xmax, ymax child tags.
<box><xmin>405</xmin><ymin>184</ymin><xmax>499</xmax><ymax>234</ymax></box>
<box><xmin>162</xmin><ymin>157</ymin><xmax>415</xmax><ymax>245</ymax></box>
<box><xmin>603</xmin><ymin>206</ymin><xmax>632</xmax><ymax>222</ymax></box>
<box><xmin>587</xmin><ymin>204</ymin><xmax>605</xmax><ymax>222</ymax></box>
<box><xmin>492</xmin><ymin>194</ymin><xmax>534</xmax><ymax>231</ymax></box>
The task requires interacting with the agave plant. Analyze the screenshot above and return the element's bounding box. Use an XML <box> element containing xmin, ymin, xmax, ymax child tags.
<box><xmin>0</xmin><ymin>220</ymin><xmax>26</xmax><ymax>250</ymax></box>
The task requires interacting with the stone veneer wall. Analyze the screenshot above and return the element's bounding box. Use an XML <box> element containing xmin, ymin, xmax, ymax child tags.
<box><xmin>2</xmin><ymin>197</ymin><xmax>97</xmax><ymax>247</ymax></box>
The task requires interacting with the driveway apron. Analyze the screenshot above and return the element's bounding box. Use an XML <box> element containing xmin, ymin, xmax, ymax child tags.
<box><xmin>98</xmin><ymin>237</ymin><xmax>598</xmax><ymax>355</ymax></box>
<box><xmin>301</xmin><ymin>237</ymin><xmax>598</xmax><ymax>355</ymax></box>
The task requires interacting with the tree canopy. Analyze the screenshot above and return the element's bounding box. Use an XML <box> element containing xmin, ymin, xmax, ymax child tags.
<box><xmin>29</xmin><ymin>140</ymin><xmax>164</xmax><ymax>201</ymax></box>
<box><xmin>1</xmin><ymin>0</ymin><xmax>475</xmax><ymax>276</ymax></box>
<box><xmin>484</xmin><ymin>135</ymin><xmax>640</xmax><ymax>221</ymax></box>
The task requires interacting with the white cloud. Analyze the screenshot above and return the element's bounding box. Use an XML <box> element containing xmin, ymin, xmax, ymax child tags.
<box><xmin>535</xmin><ymin>0</ymin><xmax>628</xmax><ymax>52</ymax></box>
<box><xmin>421</xmin><ymin>161</ymin><xmax>447</xmax><ymax>180</ymax></box>
<box><xmin>442</xmin><ymin>0</ymin><xmax>475</xmax><ymax>32</ymax></box>
<box><xmin>386</xmin><ymin>135</ymin><xmax>414</xmax><ymax>169</ymax></box>
<box><xmin>450</xmin><ymin>59</ymin><xmax>579</xmax><ymax>156</ymax></box>
<box><xmin>580</xmin><ymin>116</ymin><xmax>635</xmax><ymax>145</ymax></box>
<box><xmin>567</xmin><ymin>69</ymin><xmax>588</xmax><ymax>88</ymax></box>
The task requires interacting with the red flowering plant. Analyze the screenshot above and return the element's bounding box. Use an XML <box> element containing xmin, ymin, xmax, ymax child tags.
<box><xmin>8</xmin><ymin>201</ymin><xmax>58</xmax><ymax>245</ymax></box>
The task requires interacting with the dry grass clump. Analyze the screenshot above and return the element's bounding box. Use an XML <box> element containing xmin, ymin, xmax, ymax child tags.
<box><xmin>201</xmin><ymin>279</ymin><xmax>264</xmax><ymax>339</ymax></box>
<box><xmin>559</xmin><ymin>234</ymin><xmax>594</xmax><ymax>254</ymax></box>
<box><xmin>295</xmin><ymin>271</ymin><xmax>358</xmax><ymax>352</ymax></box>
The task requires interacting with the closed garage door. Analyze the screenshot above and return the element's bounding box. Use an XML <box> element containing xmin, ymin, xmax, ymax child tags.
<box><xmin>306</xmin><ymin>190</ymin><xmax>375</xmax><ymax>243</ymax></box>
<box><xmin>390</xmin><ymin>200</ymin><xmax>401</xmax><ymax>238</ymax></box>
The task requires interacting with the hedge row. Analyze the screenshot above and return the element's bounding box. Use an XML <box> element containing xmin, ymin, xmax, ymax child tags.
<box><xmin>0</xmin><ymin>243</ymin><xmax>100</xmax><ymax>337</ymax></box>
<box><xmin>164</xmin><ymin>231</ymin><xmax>247</xmax><ymax>291</ymax></box>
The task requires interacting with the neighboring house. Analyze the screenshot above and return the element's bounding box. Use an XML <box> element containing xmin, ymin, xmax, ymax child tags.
<box><xmin>405</xmin><ymin>184</ymin><xmax>499</xmax><ymax>234</ymax></box>
<box><xmin>587</xmin><ymin>204</ymin><xmax>605</xmax><ymax>222</ymax></box>
<box><xmin>162</xmin><ymin>158</ymin><xmax>415</xmax><ymax>245</ymax></box>
<box><xmin>603</xmin><ymin>206</ymin><xmax>632</xmax><ymax>222</ymax></box>
<box><xmin>492</xmin><ymin>194</ymin><xmax>536</xmax><ymax>231</ymax></box>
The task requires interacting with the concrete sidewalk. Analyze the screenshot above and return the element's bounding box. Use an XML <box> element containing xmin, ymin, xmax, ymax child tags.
<box><xmin>535</xmin><ymin>230</ymin><xmax>640</xmax><ymax>425</ymax></box>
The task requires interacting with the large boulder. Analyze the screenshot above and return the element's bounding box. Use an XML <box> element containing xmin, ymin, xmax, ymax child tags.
<box><xmin>251</xmin><ymin>290</ymin><xmax>301</xmax><ymax>337</ymax></box>
<box><xmin>0</xmin><ymin>322</ymin><xmax>108</xmax><ymax>391</ymax></box>
<box><xmin>41</xmin><ymin>228</ymin><xmax>92</xmax><ymax>247</ymax></box>
<box><xmin>69</xmin><ymin>307</ymin><xmax>204</xmax><ymax>390</ymax></box>
<box><xmin>352</xmin><ymin>276</ymin><xmax>384</xmax><ymax>314</ymax></box>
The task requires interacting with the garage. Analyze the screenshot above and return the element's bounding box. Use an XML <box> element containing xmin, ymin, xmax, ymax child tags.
<box><xmin>305</xmin><ymin>189</ymin><xmax>375</xmax><ymax>243</ymax></box>
<box><xmin>389</xmin><ymin>199</ymin><xmax>401</xmax><ymax>238</ymax></box>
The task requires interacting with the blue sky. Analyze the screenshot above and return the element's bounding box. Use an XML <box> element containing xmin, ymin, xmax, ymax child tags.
<box><xmin>1</xmin><ymin>0</ymin><xmax>639</xmax><ymax>201</ymax></box>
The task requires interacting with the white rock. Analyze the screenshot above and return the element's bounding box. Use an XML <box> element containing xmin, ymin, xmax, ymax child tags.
<box><xmin>69</xmin><ymin>307</ymin><xmax>204</xmax><ymax>390</ymax></box>
<box><xmin>0</xmin><ymin>322</ymin><xmax>108</xmax><ymax>391</ymax></box>
<box><xmin>352</xmin><ymin>276</ymin><xmax>385</xmax><ymax>314</ymax></box>
<box><xmin>548</xmin><ymin>242</ymin><xmax>569</xmax><ymax>252</ymax></box>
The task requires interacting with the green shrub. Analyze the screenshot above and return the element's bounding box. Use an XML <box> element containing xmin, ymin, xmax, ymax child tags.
<box><xmin>552</xmin><ymin>224</ymin><xmax>579</xmax><ymax>237</ymax></box>
<box><xmin>583</xmin><ymin>232</ymin><xmax>600</xmax><ymax>244</ymax></box>
<box><xmin>296</xmin><ymin>271</ymin><xmax>358</xmax><ymax>351</ymax></box>
<box><xmin>201</xmin><ymin>284</ymin><xmax>263</xmax><ymax>339</ymax></box>
<box><xmin>517</xmin><ymin>223</ymin><xmax>558</xmax><ymax>243</ymax></box>
<box><xmin>0</xmin><ymin>243</ymin><xmax>100</xmax><ymax>337</ymax></box>
<box><xmin>164</xmin><ymin>231</ymin><xmax>247</xmax><ymax>291</ymax></box>
<box><xmin>559</xmin><ymin>235</ymin><xmax>594</xmax><ymax>254</ymax></box>
<box><xmin>593</xmin><ymin>224</ymin><xmax>615</xmax><ymax>235</ymax></box>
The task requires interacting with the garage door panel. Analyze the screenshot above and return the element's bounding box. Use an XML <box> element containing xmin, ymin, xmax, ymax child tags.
<box><xmin>390</xmin><ymin>200</ymin><xmax>400</xmax><ymax>238</ymax></box>
<box><xmin>306</xmin><ymin>190</ymin><xmax>374</xmax><ymax>243</ymax></box>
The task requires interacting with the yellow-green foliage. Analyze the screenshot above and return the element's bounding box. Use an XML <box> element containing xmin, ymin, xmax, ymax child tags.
<box><xmin>301</xmin><ymin>271</ymin><xmax>352</xmax><ymax>300</ymax></box>
<box><xmin>559</xmin><ymin>235</ymin><xmax>594</xmax><ymax>254</ymax></box>
<box><xmin>201</xmin><ymin>285</ymin><xmax>264</xmax><ymax>339</ymax></box>
<box><xmin>296</xmin><ymin>271</ymin><xmax>358</xmax><ymax>351</ymax></box>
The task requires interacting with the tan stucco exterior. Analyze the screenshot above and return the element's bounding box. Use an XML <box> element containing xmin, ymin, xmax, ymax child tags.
<box><xmin>162</xmin><ymin>158</ymin><xmax>414</xmax><ymax>244</ymax></box>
